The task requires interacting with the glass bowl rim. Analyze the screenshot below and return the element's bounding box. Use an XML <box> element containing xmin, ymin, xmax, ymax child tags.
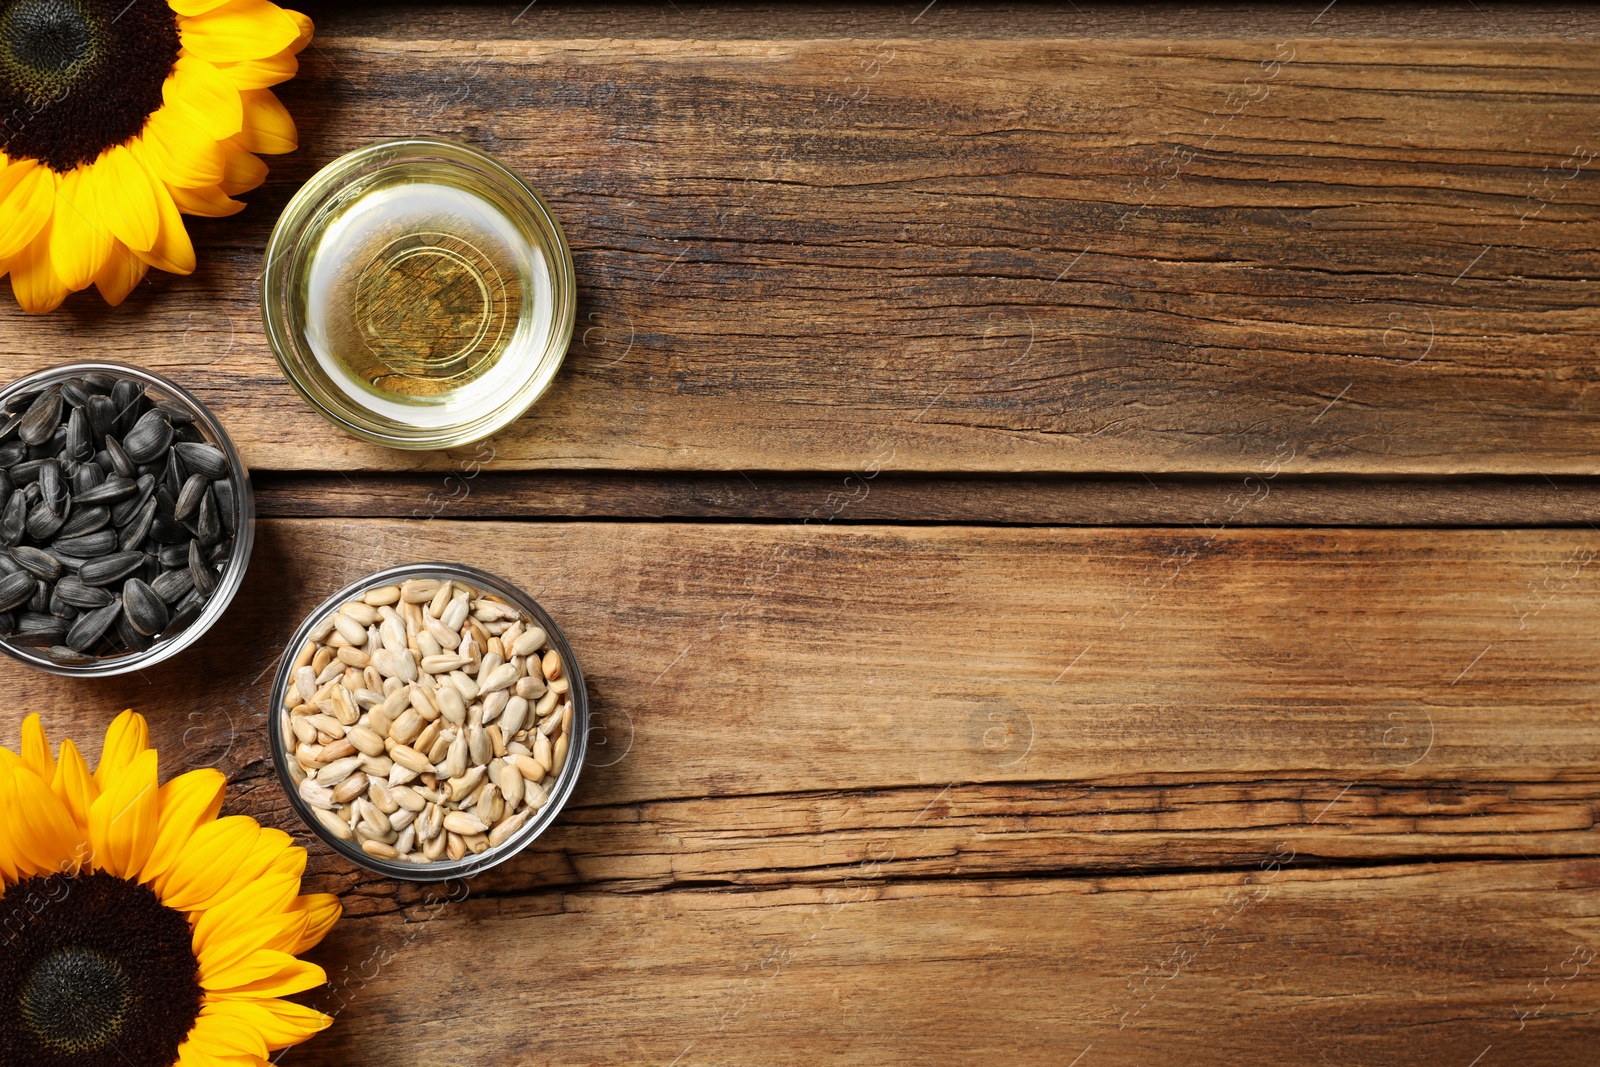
<box><xmin>267</xmin><ymin>561</ymin><xmax>589</xmax><ymax>882</ymax></box>
<box><xmin>0</xmin><ymin>360</ymin><xmax>255</xmax><ymax>678</ymax></box>
<box><xmin>260</xmin><ymin>137</ymin><xmax>578</xmax><ymax>451</ymax></box>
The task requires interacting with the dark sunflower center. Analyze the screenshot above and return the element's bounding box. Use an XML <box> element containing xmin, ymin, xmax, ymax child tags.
<box><xmin>0</xmin><ymin>0</ymin><xmax>179</xmax><ymax>172</ymax></box>
<box><xmin>20</xmin><ymin>948</ymin><xmax>131</xmax><ymax>1053</ymax></box>
<box><xmin>0</xmin><ymin>870</ymin><xmax>203</xmax><ymax>1067</ymax></box>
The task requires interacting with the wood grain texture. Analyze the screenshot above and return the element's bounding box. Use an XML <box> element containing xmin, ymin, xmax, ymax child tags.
<box><xmin>258</xmin><ymin>470</ymin><xmax>1600</xmax><ymax>525</ymax></box>
<box><xmin>4</xmin><ymin>518</ymin><xmax>1596</xmax><ymax>1059</ymax></box>
<box><xmin>0</xmin><ymin>28</ymin><xmax>1594</xmax><ymax>475</ymax></box>
<box><xmin>314</xmin><ymin>2</ymin><xmax>1600</xmax><ymax>41</ymax></box>
<box><xmin>5</xmin><ymin>519</ymin><xmax>1599</xmax><ymax>887</ymax></box>
<box><xmin>298</xmin><ymin>861</ymin><xmax>1600</xmax><ymax>1066</ymax></box>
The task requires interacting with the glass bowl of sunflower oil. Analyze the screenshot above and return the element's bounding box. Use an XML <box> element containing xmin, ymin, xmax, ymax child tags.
<box><xmin>262</xmin><ymin>139</ymin><xmax>577</xmax><ymax>450</ymax></box>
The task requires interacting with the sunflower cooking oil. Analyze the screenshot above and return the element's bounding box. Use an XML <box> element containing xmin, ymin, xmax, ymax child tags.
<box><xmin>299</xmin><ymin>179</ymin><xmax>557</xmax><ymax>429</ymax></box>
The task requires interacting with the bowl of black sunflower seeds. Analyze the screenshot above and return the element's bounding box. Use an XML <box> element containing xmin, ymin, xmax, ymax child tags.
<box><xmin>0</xmin><ymin>362</ymin><xmax>255</xmax><ymax>675</ymax></box>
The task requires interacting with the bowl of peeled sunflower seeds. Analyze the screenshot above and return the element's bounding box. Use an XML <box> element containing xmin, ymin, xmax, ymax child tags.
<box><xmin>269</xmin><ymin>563</ymin><xmax>588</xmax><ymax>880</ymax></box>
<box><xmin>0</xmin><ymin>362</ymin><xmax>253</xmax><ymax>675</ymax></box>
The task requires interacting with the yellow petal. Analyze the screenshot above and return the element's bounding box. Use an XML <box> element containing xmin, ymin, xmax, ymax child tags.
<box><xmin>289</xmin><ymin>893</ymin><xmax>341</xmax><ymax>953</ymax></box>
<box><xmin>218</xmin><ymin>143</ymin><xmax>267</xmax><ymax>196</ymax></box>
<box><xmin>201</xmin><ymin>949</ymin><xmax>324</xmax><ymax>994</ymax></box>
<box><xmin>0</xmin><ymin>755</ymin><xmax>29</xmax><ymax>881</ymax></box>
<box><xmin>50</xmin><ymin>166</ymin><xmax>114</xmax><ymax>292</ymax></box>
<box><xmin>202</xmin><ymin>998</ymin><xmax>330</xmax><ymax>1052</ymax></box>
<box><xmin>165</xmin><ymin>56</ymin><xmax>244</xmax><ymax>141</ymax></box>
<box><xmin>94</xmin><ymin>245</ymin><xmax>150</xmax><ymax>306</ymax></box>
<box><xmin>183</xmin><ymin>826</ymin><xmax>298</xmax><ymax>913</ymax></box>
<box><xmin>170</xmin><ymin>184</ymin><xmax>246</xmax><ymax>217</ymax></box>
<box><xmin>170</xmin><ymin>0</ymin><xmax>238</xmax><ymax>13</ymax></box>
<box><xmin>20</xmin><ymin>713</ymin><xmax>53</xmax><ymax>781</ymax></box>
<box><xmin>9</xmin><ymin>764</ymin><xmax>88</xmax><ymax>875</ymax></box>
<box><xmin>194</xmin><ymin>870</ymin><xmax>302</xmax><ymax>968</ymax></box>
<box><xmin>152</xmin><ymin>815</ymin><xmax>259</xmax><ymax>910</ymax></box>
<box><xmin>188</xmin><ymin>1006</ymin><xmax>270</xmax><ymax>1059</ymax></box>
<box><xmin>10</xmin><ymin>218</ymin><xmax>68</xmax><ymax>314</ymax></box>
<box><xmin>142</xmin><ymin>111</ymin><xmax>227</xmax><ymax>188</ymax></box>
<box><xmin>88</xmin><ymin>747</ymin><xmax>160</xmax><ymax>877</ymax></box>
<box><xmin>235</xmin><ymin>89</ymin><xmax>296</xmax><ymax>155</ymax></box>
<box><xmin>214</xmin><ymin>51</ymin><xmax>298</xmax><ymax>90</ymax></box>
<box><xmin>0</xmin><ymin>161</ymin><xmax>57</xmax><ymax>260</ymax></box>
<box><xmin>88</xmin><ymin>145</ymin><xmax>159</xmax><ymax>252</ymax></box>
<box><xmin>127</xmin><ymin>143</ymin><xmax>197</xmax><ymax>275</ymax></box>
<box><xmin>94</xmin><ymin>709</ymin><xmax>149</xmax><ymax>791</ymax></box>
<box><xmin>180</xmin><ymin>0</ymin><xmax>302</xmax><ymax>63</ymax></box>
<box><xmin>50</xmin><ymin>738</ymin><xmax>98</xmax><ymax>829</ymax></box>
<box><xmin>140</xmin><ymin>767</ymin><xmax>226</xmax><ymax>885</ymax></box>
<box><xmin>207</xmin><ymin>957</ymin><xmax>327</xmax><ymax>999</ymax></box>
<box><xmin>286</xmin><ymin>9</ymin><xmax>312</xmax><ymax>53</ymax></box>
<box><xmin>175</xmin><ymin>1035</ymin><xmax>263</xmax><ymax>1067</ymax></box>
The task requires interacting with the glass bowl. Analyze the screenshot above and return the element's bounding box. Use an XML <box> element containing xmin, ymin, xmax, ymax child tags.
<box><xmin>268</xmin><ymin>562</ymin><xmax>588</xmax><ymax>881</ymax></box>
<box><xmin>261</xmin><ymin>138</ymin><xmax>578</xmax><ymax>450</ymax></box>
<box><xmin>0</xmin><ymin>362</ymin><xmax>254</xmax><ymax>677</ymax></box>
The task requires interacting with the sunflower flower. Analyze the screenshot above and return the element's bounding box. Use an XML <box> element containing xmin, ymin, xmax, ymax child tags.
<box><xmin>0</xmin><ymin>0</ymin><xmax>312</xmax><ymax>313</ymax></box>
<box><xmin>0</xmin><ymin>710</ymin><xmax>341</xmax><ymax>1067</ymax></box>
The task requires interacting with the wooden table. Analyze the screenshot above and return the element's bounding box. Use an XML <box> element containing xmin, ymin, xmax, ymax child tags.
<box><xmin>4</xmin><ymin>3</ymin><xmax>1600</xmax><ymax>1063</ymax></box>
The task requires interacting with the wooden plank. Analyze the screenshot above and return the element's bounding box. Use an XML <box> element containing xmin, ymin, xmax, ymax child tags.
<box><xmin>4</xmin><ymin>520</ymin><xmax>1599</xmax><ymax>894</ymax></box>
<box><xmin>1</xmin><ymin>35</ymin><xmax>1596</xmax><ymax>475</ymax></box>
<box><xmin>256</xmin><ymin>471</ymin><xmax>1600</xmax><ymax>526</ymax></box>
<box><xmin>321</xmin><ymin>2</ymin><xmax>1600</xmax><ymax>42</ymax></box>
<box><xmin>290</xmin><ymin>861</ymin><xmax>1600</xmax><ymax>1066</ymax></box>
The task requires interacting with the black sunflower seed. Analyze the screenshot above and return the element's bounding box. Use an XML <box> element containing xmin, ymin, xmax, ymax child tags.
<box><xmin>110</xmin><ymin>474</ymin><xmax>156</xmax><ymax>525</ymax></box>
<box><xmin>27</xmin><ymin>579</ymin><xmax>48</xmax><ymax>613</ymax></box>
<box><xmin>59</xmin><ymin>378</ymin><xmax>90</xmax><ymax>408</ymax></box>
<box><xmin>9</xmin><ymin>458</ymin><xmax>50</xmax><ymax>485</ymax></box>
<box><xmin>151</xmin><ymin>567</ymin><xmax>194</xmax><ymax>603</ymax></box>
<box><xmin>0</xmin><ymin>570</ymin><xmax>36</xmax><ymax>612</ymax></box>
<box><xmin>57</xmin><ymin>502</ymin><xmax>112</xmax><ymax>539</ymax></box>
<box><xmin>47</xmin><ymin>587</ymin><xmax>75</xmax><ymax>619</ymax></box>
<box><xmin>104</xmin><ymin>434</ymin><xmax>135</xmax><ymax>478</ymax></box>
<box><xmin>163</xmin><ymin>449</ymin><xmax>184</xmax><ymax>496</ymax></box>
<box><xmin>11</xmin><ymin>546</ymin><xmax>60</xmax><ymax>582</ymax></box>
<box><xmin>0</xmin><ymin>491</ymin><xmax>26</xmax><ymax>547</ymax></box>
<box><xmin>155</xmin><ymin>400</ymin><xmax>197</xmax><ymax>426</ymax></box>
<box><xmin>118</xmin><ymin>497</ymin><xmax>157</xmax><ymax>553</ymax></box>
<box><xmin>48</xmin><ymin>644</ymin><xmax>98</xmax><ymax>666</ymax></box>
<box><xmin>212</xmin><ymin>479</ymin><xmax>236</xmax><ymax>532</ymax></box>
<box><xmin>194</xmin><ymin>490</ymin><xmax>221</xmax><ymax>546</ymax></box>
<box><xmin>110</xmin><ymin>379</ymin><xmax>145</xmax><ymax>435</ymax></box>
<box><xmin>151</xmin><ymin>516</ymin><xmax>189</xmax><ymax>544</ymax></box>
<box><xmin>65</xmin><ymin>406</ymin><xmax>91</xmax><ymax>460</ymax></box>
<box><xmin>17</xmin><ymin>389</ymin><xmax>62</xmax><ymax>446</ymax></box>
<box><xmin>0</xmin><ymin>612</ymin><xmax>15</xmax><ymax>636</ymax></box>
<box><xmin>70</xmin><ymin>463</ymin><xmax>101</xmax><ymax>496</ymax></box>
<box><xmin>189</xmin><ymin>538</ymin><xmax>218</xmax><ymax>598</ymax></box>
<box><xmin>56</xmin><ymin>575</ymin><xmax>115</xmax><ymax>609</ymax></box>
<box><xmin>86</xmin><ymin>393</ymin><xmax>117</xmax><ymax>437</ymax></box>
<box><xmin>78</xmin><ymin>550</ymin><xmax>143</xmax><ymax>586</ymax></box>
<box><xmin>75</xmin><ymin>475</ymin><xmax>137</xmax><ymax>506</ymax></box>
<box><xmin>0</xmin><ymin>412</ymin><xmax>21</xmax><ymax>443</ymax></box>
<box><xmin>174</xmin><ymin>442</ymin><xmax>228</xmax><ymax>479</ymax></box>
<box><xmin>122</xmin><ymin>579</ymin><xmax>168</xmax><ymax>636</ymax></box>
<box><xmin>37</xmin><ymin>460</ymin><xmax>65</xmax><ymax>513</ymax></box>
<box><xmin>122</xmin><ymin>409</ymin><xmax>173</xmax><ymax>464</ymax></box>
<box><xmin>25</xmin><ymin>500</ymin><xmax>67</xmax><ymax>542</ymax></box>
<box><xmin>80</xmin><ymin>373</ymin><xmax>116</xmax><ymax>394</ymax></box>
<box><xmin>0</xmin><ymin>441</ymin><xmax>24</xmax><ymax>467</ymax></box>
<box><xmin>174</xmin><ymin>473</ymin><xmax>208</xmax><ymax>521</ymax></box>
<box><xmin>52</xmin><ymin>529</ymin><xmax>118</xmax><ymax>557</ymax></box>
<box><xmin>116</xmin><ymin>609</ymin><xmax>152</xmax><ymax>652</ymax></box>
<box><xmin>13</xmin><ymin>612</ymin><xmax>66</xmax><ymax>645</ymax></box>
<box><xmin>63</xmin><ymin>601</ymin><xmax>115</xmax><ymax>649</ymax></box>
